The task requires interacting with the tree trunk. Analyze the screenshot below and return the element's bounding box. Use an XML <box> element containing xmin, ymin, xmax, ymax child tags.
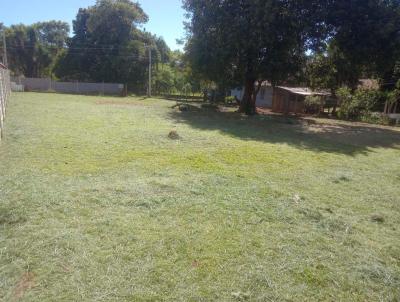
<box><xmin>389</xmin><ymin>102</ymin><xmax>396</xmax><ymax>114</ymax></box>
<box><xmin>253</xmin><ymin>80</ymin><xmax>263</xmax><ymax>107</ymax></box>
<box><xmin>240</xmin><ymin>78</ymin><xmax>258</xmax><ymax>115</ymax></box>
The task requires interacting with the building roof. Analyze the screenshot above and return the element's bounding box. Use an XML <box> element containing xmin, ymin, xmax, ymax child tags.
<box><xmin>231</xmin><ymin>81</ymin><xmax>272</xmax><ymax>91</ymax></box>
<box><xmin>276</xmin><ymin>86</ymin><xmax>331</xmax><ymax>96</ymax></box>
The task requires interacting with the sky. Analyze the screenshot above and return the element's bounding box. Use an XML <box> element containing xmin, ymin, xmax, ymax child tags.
<box><xmin>0</xmin><ymin>0</ymin><xmax>186</xmax><ymax>50</ymax></box>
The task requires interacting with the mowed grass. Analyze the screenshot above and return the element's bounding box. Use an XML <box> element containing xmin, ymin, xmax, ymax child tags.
<box><xmin>0</xmin><ymin>92</ymin><xmax>400</xmax><ymax>301</ymax></box>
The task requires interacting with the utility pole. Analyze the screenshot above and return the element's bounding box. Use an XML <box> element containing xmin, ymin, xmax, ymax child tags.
<box><xmin>148</xmin><ymin>47</ymin><xmax>152</xmax><ymax>97</ymax></box>
<box><xmin>2</xmin><ymin>30</ymin><xmax>7</xmax><ymax>67</ymax></box>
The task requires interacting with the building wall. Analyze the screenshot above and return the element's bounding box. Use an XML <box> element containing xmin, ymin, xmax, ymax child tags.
<box><xmin>231</xmin><ymin>86</ymin><xmax>273</xmax><ymax>108</ymax></box>
<box><xmin>258</xmin><ymin>86</ymin><xmax>273</xmax><ymax>108</ymax></box>
<box><xmin>231</xmin><ymin>88</ymin><xmax>244</xmax><ymax>101</ymax></box>
<box><xmin>272</xmin><ymin>87</ymin><xmax>305</xmax><ymax>113</ymax></box>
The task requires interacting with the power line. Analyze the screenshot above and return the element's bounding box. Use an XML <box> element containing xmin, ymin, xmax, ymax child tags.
<box><xmin>61</xmin><ymin>53</ymin><xmax>147</xmax><ymax>59</ymax></box>
<box><xmin>2</xmin><ymin>45</ymin><xmax>147</xmax><ymax>53</ymax></box>
<box><xmin>0</xmin><ymin>49</ymin><xmax>148</xmax><ymax>60</ymax></box>
<box><xmin>0</xmin><ymin>44</ymin><xmax>160</xmax><ymax>62</ymax></box>
<box><xmin>3</xmin><ymin>44</ymin><xmax>154</xmax><ymax>51</ymax></box>
<box><xmin>4</xmin><ymin>45</ymin><xmax>145</xmax><ymax>51</ymax></box>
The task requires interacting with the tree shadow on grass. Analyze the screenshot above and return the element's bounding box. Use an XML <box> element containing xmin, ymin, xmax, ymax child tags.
<box><xmin>168</xmin><ymin>105</ymin><xmax>400</xmax><ymax>156</ymax></box>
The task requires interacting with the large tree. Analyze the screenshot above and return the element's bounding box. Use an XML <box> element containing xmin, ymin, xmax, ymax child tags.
<box><xmin>55</xmin><ymin>0</ymin><xmax>148</xmax><ymax>83</ymax></box>
<box><xmin>184</xmin><ymin>0</ymin><xmax>326</xmax><ymax>114</ymax></box>
<box><xmin>54</xmin><ymin>0</ymin><xmax>172</xmax><ymax>93</ymax></box>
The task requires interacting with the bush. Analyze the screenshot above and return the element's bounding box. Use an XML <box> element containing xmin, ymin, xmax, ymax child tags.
<box><xmin>337</xmin><ymin>87</ymin><xmax>382</xmax><ymax>120</ymax></box>
<box><xmin>359</xmin><ymin>112</ymin><xmax>391</xmax><ymax>125</ymax></box>
<box><xmin>225</xmin><ymin>96</ymin><xmax>236</xmax><ymax>104</ymax></box>
<box><xmin>385</xmin><ymin>80</ymin><xmax>400</xmax><ymax>114</ymax></box>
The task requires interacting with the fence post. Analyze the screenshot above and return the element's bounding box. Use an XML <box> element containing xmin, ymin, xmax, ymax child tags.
<box><xmin>0</xmin><ymin>70</ymin><xmax>4</xmax><ymax>139</ymax></box>
<box><xmin>1</xmin><ymin>70</ymin><xmax>5</xmax><ymax>117</ymax></box>
<box><xmin>0</xmin><ymin>66</ymin><xmax>11</xmax><ymax>140</ymax></box>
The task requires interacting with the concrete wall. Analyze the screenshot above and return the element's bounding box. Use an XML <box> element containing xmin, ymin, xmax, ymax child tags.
<box><xmin>12</xmin><ymin>77</ymin><xmax>124</xmax><ymax>96</ymax></box>
<box><xmin>11</xmin><ymin>82</ymin><xmax>24</xmax><ymax>92</ymax></box>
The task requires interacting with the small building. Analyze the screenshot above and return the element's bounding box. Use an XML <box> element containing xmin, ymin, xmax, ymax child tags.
<box><xmin>358</xmin><ymin>79</ymin><xmax>379</xmax><ymax>90</ymax></box>
<box><xmin>272</xmin><ymin>86</ymin><xmax>331</xmax><ymax>114</ymax></box>
<box><xmin>231</xmin><ymin>81</ymin><xmax>273</xmax><ymax>108</ymax></box>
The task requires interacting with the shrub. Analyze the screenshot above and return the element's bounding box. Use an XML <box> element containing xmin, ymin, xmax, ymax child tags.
<box><xmin>337</xmin><ymin>87</ymin><xmax>382</xmax><ymax>120</ymax></box>
<box><xmin>225</xmin><ymin>96</ymin><xmax>236</xmax><ymax>104</ymax></box>
<box><xmin>385</xmin><ymin>80</ymin><xmax>400</xmax><ymax>114</ymax></box>
<box><xmin>359</xmin><ymin>112</ymin><xmax>391</xmax><ymax>125</ymax></box>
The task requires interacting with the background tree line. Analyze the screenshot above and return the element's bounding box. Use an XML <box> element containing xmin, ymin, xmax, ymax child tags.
<box><xmin>1</xmin><ymin>0</ymin><xmax>197</xmax><ymax>95</ymax></box>
<box><xmin>1</xmin><ymin>0</ymin><xmax>399</xmax><ymax>117</ymax></box>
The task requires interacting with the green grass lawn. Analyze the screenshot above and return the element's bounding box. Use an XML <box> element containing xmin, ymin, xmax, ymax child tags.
<box><xmin>1</xmin><ymin>92</ymin><xmax>400</xmax><ymax>301</ymax></box>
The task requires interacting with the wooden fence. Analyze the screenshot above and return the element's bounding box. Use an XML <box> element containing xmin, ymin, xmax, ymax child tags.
<box><xmin>0</xmin><ymin>64</ymin><xmax>11</xmax><ymax>140</ymax></box>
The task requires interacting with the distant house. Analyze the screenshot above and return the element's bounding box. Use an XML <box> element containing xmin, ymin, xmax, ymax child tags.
<box><xmin>358</xmin><ymin>79</ymin><xmax>379</xmax><ymax>90</ymax></box>
<box><xmin>231</xmin><ymin>81</ymin><xmax>273</xmax><ymax>108</ymax></box>
<box><xmin>272</xmin><ymin>86</ymin><xmax>331</xmax><ymax>114</ymax></box>
<box><xmin>231</xmin><ymin>83</ymin><xmax>333</xmax><ymax>113</ymax></box>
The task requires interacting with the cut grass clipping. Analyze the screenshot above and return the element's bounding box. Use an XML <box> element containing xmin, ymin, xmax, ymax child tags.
<box><xmin>0</xmin><ymin>92</ymin><xmax>399</xmax><ymax>301</ymax></box>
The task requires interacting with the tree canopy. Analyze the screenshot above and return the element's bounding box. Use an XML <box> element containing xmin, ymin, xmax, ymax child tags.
<box><xmin>3</xmin><ymin>21</ymin><xmax>69</xmax><ymax>77</ymax></box>
<box><xmin>327</xmin><ymin>0</ymin><xmax>400</xmax><ymax>85</ymax></box>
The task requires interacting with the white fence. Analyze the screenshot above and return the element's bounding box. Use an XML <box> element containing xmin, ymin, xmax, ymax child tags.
<box><xmin>0</xmin><ymin>65</ymin><xmax>11</xmax><ymax>140</ymax></box>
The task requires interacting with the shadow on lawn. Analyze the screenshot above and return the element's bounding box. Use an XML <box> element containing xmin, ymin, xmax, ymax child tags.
<box><xmin>168</xmin><ymin>105</ymin><xmax>400</xmax><ymax>156</ymax></box>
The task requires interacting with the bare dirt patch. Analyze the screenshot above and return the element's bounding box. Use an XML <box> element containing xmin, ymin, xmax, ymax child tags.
<box><xmin>96</xmin><ymin>100</ymin><xmax>147</xmax><ymax>106</ymax></box>
<box><xmin>256</xmin><ymin>107</ymin><xmax>400</xmax><ymax>132</ymax></box>
<box><xmin>13</xmin><ymin>272</ymin><xmax>35</xmax><ymax>301</ymax></box>
<box><xmin>168</xmin><ymin>130</ymin><xmax>181</xmax><ymax>140</ymax></box>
